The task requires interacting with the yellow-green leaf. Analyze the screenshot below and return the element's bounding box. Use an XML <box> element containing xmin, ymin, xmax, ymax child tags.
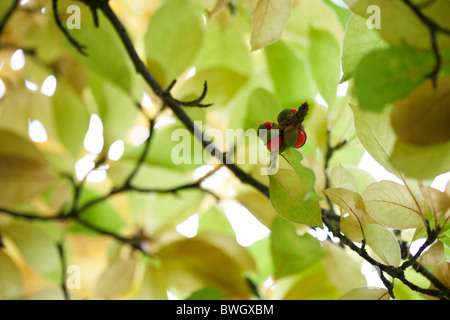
<box><xmin>271</xmin><ymin>217</ymin><xmax>325</xmax><ymax>279</ymax></box>
<box><xmin>145</xmin><ymin>0</ymin><xmax>204</xmax><ymax>86</ymax></box>
<box><xmin>390</xmin><ymin>139</ymin><xmax>450</xmax><ymax>181</ymax></box>
<box><xmin>322</xmin><ymin>242</ymin><xmax>366</xmax><ymax>295</ymax></box>
<box><xmin>350</xmin><ymin>104</ymin><xmax>397</xmax><ymax>174</ymax></box>
<box><xmin>363</xmin><ymin>224</ymin><xmax>401</xmax><ymax>267</ymax></box>
<box><xmin>269</xmin><ymin>169</ymin><xmax>323</xmax><ymax>227</ymax></box>
<box><xmin>330</xmin><ymin>164</ymin><xmax>359</xmax><ymax>193</ymax></box>
<box><xmin>343</xmin><ymin>0</ymin><xmax>450</xmax><ymax>51</ymax></box>
<box><xmin>2</xmin><ymin>222</ymin><xmax>61</xmax><ymax>282</ymax></box>
<box><xmin>325</xmin><ymin>187</ymin><xmax>367</xmax><ymax>243</ymax></box>
<box><xmin>250</xmin><ymin>0</ymin><xmax>293</xmax><ymax>51</ymax></box>
<box><xmin>0</xmin><ymin>251</ymin><xmax>23</xmax><ymax>300</ymax></box>
<box><xmin>362</xmin><ymin>181</ymin><xmax>425</xmax><ymax>229</ymax></box>
<box><xmin>341</xmin><ymin>13</ymin><xmax>388</xmax><ymax>82</ymax></box>
<box><xmin>96</xmin><ymin>257</ymin><xmax>138</xmax><ymax>299</ymax></box>
<box><xmin>338</xmin><ymin>286</ymin><xmax>390</xmax><ymax>300</ymax></box>
<box><xmin>158</xmin><ymin>237</ymin><xmax>253</xmax><ymax>299</ymax></box>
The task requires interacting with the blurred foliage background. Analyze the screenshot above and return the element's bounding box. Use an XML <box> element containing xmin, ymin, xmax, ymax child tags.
<box><xmin>0</xmin><ymin>0</ymin><xmax>449</xmax><ymax>300</ymax></box>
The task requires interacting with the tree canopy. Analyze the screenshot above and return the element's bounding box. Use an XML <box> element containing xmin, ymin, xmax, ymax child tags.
<box><xmin>0</xmin><ymin>0</ymin><xmax>449</xmax><ymax>301</ymax></box>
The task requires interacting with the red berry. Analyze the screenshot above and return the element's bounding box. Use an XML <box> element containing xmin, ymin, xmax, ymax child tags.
<box><xmin>294</xmin><ymin>130</ymin><xmax>306</xmax><ymax>148</ymax></box>
<box><xmin>267</xmin><ymin>135</ymin><xmax>284</xmax><ymax>153</ymax></box>
<box><xmin>290</xmin><ymin>108</ymin><xmax>298</xmax><ymax>114</ymax></box>
<box><xmin>262</xmin><ymin>122</ymin><xmax>274</xmax><ymax>129</ymax></box>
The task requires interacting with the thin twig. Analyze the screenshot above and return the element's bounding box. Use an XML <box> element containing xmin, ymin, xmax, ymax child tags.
<box><xmin>52</xmin><ymin>0</ymin><xmax>87</xmax><ymax>56</ymax></box>
<box><xmin>0</xmin><ymin>0</ymin><xmax>19</xmax><ymax>37</ymax></box>
<box><xmin>402</xmin><ymin>0</ymin><xmax>450</xmax><ymax>87</ymax></box>
<box><xmin>96</xmin><ymin>2</ymin><xmax>270</xmax><ymax>198</ymax></box>
<box><xmin>56</xmin><ymin>238</ymin><xmax>69</xmax><ymax>300</ymax></box>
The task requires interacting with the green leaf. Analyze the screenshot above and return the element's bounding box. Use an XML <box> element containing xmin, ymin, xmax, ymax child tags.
<box><xmin>281</xmin><ymin>148</ymin><xmax>316</xmax><ymax>192</ymax></box>
<box><xmin>2</xmin><ymin>222</ymin><xmax>61</xmax><ymax>283</ymax></box>
<box><xmin>338</xmin><ymin>286</ymin><xmax>390</xmax><ymax>300</ymax></box>
<box><xmin>0</xmin><ymin>251</ymin><xmax>23</xmax><ymax>300</ymax></box>
<box><xmin>269</xmin><ymin>168</ymin><xmax>323</xmax><ymax>227</ymax></box>
<box><xmin>146</xmin><ymin>190</ymin><xmax>205</xmax><ymax>233</ymax></box>
<box><xmin>354</xmin><ymin>47</ymin><xmax>435</xmax><ymax>111</ymax></box>
<box><xmin>363</xmin><ymin>224</ymin><xmax>401</xmax><ymax>267</ymax></box>
<box><xmin>194</xmin><ymin>11</ymin><xmax>251</xmax><ymax>76</ymax></box>
<box><xmin>52</xmin><ymin>79</ymin><xmax>90</xmax><ymax>158</ymax></box>
<box><xmin>308</xmin><ymin>28</ymin><xmax>341</xmax><ymax>104</ymax></box>
<box><xmin>198</xmin><ymin>205</ymin><xmax>235</xmax><ymax>236</ymax></box>
<box><xmin>145</xmin><ymin>0</ymin><xmax>204</xmax><ymax>86</ymax></box>
<box><xmin>87</xmin><ymin>72</ymin><xmax>140</xmax><ymax>147</ymax></box>
<box><xmin>271</xmin><ymin>263</ymin><xmax>339</xmax><ymax>300</ymax></box>
<box><xmin>285</xmin><ymin>0</ymin><xmax>344</xmax><ymax>44</ymax></box>
<box><xmin>246</xmin><ymin>237</ymin><xmax>273</xmax><ymax>284</ymax></box>
<box><xmin>362</xmin><ymin>181</ymin><xmax>425</xmax><ymax>229</ymax></box>
<box><xmin>69</xmin><ymin>9</ymin><xmax>133</xmax><ymax>93</ymax></box>
<box><xmin>341</xmin><ymin>14</ymin><xmax>388</xmax><ymax>82</ymax></box>
<box><xmin>70</xmin><ymin>189</ymin><xmax>126</xmax><ymax>235</ymax></box>
<box><xmin>390</xmin><ymin>139</ymin><xmax>450</xmax><ymax>181</ymax></box>
<box><xmin>185</xmin><ymin>287</ymin><xmax>227</xmax><ymax>300</ymax></box>
<box><xmin>271</xmin><ymin>216</ymin><xmax>325</xmax><ymax>279</ymax></box>
<box><xmin>244</xmin><ymin>88</ymin><xmax>282</xmax><ymax>131</ymax></box>
<box><xmin>350</xmin><ymin>104</ymin><xmax>397</xmax><ymax>174</ymax></box>
<box><xmin>265</xmin><ymin>40</ymin><xmax>315</xmax><ymax>107</ymax></box>
<box><xmin>343</xmin><ymin>0</ymin><xmax>450</xmax><ymax>51</ymax></box>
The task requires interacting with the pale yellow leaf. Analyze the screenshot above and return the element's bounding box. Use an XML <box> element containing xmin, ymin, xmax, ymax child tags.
<box><xmin>420</xmin><ymin>186</ymin><xmax>450</xmax><ymax>221</ymax></box>
<box><xmin>96</xmin><ymin>257</ymin><xmax>138</xmax><ymax>299</ymax></box>
<box><xmin>0</xmin><ymin>251</ymin><xmax>23</xmax><ymax>300</ymax></box>
<box><xmin>330</xmin><ymin>165</ymin><xmax>359</xmax><ymax>192</ymax></box>
<box><xmin>250</xmin><ymin>0</ymin><xmax>293</xmax><ymax>51</ymax></box>
<box><xmin>420</xmin><ymin>241</ymin><xmax>445</xmax><ymax>266</ymax></box>
<box><xmin>324</xmin><ymin>187</ymin><xmax>367</xmax><ymax>242</ymax></box>
<box><xmin>338</xmin><ymin>286</ymin><xmax>390</xmax><ymax>300</ymax></box>
<box><xmin>363</xmin><ymin>224</ymin><xmax>401</xmax><ymax>267</ymax></box>
<box><xmin>392</xmin><ymin>76</ymin><xmax>450</xmax><ymax>147</ymax></box>
<box><xmin>362</xmin><ymin>181</ymin><xmax>425</xmax><ymax>229</ymax></box>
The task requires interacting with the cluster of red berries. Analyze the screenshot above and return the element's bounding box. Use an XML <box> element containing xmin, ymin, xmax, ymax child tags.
<box><xmin>258</xmin><ymin>102</ymin><xmax>309</xmax><ymax>154</ymax></box>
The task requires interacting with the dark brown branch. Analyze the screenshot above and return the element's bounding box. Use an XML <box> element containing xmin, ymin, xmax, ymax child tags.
<box><xmin>165</xmin><ymin>80</ymin><xmax>213</xmax><ymax>108</ymax></box>
<box><xmin>52</xmin><ymin>0</ymin><xmax>87</xmax><ymax>56</ymax></box>
<box><xmin>0</xmin><ymin>0</ymin><xmax>19</xmax><ymax>37</ymax></box>
<box><xmin>96</xmin><ymin>2</ymin><xmax>269</xmax><ymax>198</ymax></box>
<box><xmin>124</xmin><ymin>117</ymin><xmax>156</xmax><ymax>188</ymax></box>
<box><xmin>56</xmin><ymin>239</ymin><xmax>69</xmax><ymax>300</ymax></box>
<box><xmin>402</xmin><ymin>0</ymin><xmax>450</xmax><ymax>87</ymax></box>
<box><xmin>322</xmin><ymin>209</ymin><xmax>449</xmax><ymax>299</ymax></box>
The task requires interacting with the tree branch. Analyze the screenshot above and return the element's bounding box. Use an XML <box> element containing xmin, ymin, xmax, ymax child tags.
<box><xmin>402</xmin><ymin>0</ymin><xmax>450</xmax><ymax>87</ymax></box>
<box><xmin>52</xmin><ymin>0</ymin><xmax>87</xmax><ymax>56</ymax></box>
<box><xmin>56</xmin><ymin>238</ymin><xmax>69</xmax><ymax>300</ymax></box>
<box><xmin>95</xmin><ymin>2</ymin><xmax>269</xmax><ymax>198</ymax></box>
<box><xmin>0</xmin><ymin>0</ymin><xmax>19</xmax><ymax>37</ymax></box>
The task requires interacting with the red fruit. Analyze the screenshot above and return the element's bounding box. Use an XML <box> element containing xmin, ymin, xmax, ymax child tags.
<box><xmin>262</xmin><ymin>122</ymin><xmax>274</xmax><ymax>129</ymax></box>
<box><xmin>294</xmin><ymin>130</ymin><xmax>307</xmax><ymax>148</ymax></box>
<box><xmin>267</xmin><ymin>135</ymin><xmax>284</xmax><ymax>153</ymax></box>
<box><xmin>290</xmin><ymin>108</ymin><xmax>298</xmax><ymax>114</ymax></box>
